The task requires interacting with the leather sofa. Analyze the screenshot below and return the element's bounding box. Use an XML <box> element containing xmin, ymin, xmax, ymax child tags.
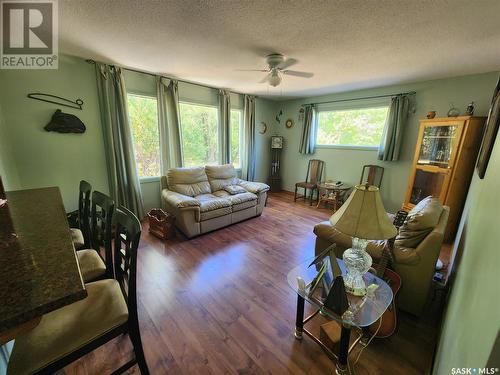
<box><xmin>160</xmin><ymin>164</ymin><xmax>269</xmax><ymax>238</ymax></box>
<box><xmin>314</xmin><ymin>197</ymin><xmax>449</xmax><ymax>316</ymax></box>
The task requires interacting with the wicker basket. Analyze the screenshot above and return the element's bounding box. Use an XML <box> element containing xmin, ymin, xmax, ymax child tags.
<box><xmin>147</xmin><ymin>208</ymin><xmax>175</xmax><ymax>240</ymax></box>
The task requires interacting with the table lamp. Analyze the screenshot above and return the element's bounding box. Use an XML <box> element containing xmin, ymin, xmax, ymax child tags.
<box><xmin>329</xmin><ymin>184</ymin><xmax>397</xmax><ymax>296</ymax></box>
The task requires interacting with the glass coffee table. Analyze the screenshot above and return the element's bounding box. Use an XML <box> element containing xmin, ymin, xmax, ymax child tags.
<box><xmin>287</xmin><ymin>256</ymin><xmax>393</xmax><ymax>374</ymax></box>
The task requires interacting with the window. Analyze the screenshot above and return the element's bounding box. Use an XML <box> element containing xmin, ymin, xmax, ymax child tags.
<box><xmin>179</xmin><ymin>102</ymin><xmax>219</xmax><ymax>167</ymax></box>
<box><xmin>316</xmin><ymin>106</ymin><xmax>389</xmax><ymax>148</ymax></box>
<box><xmin>230</xmin><ymin>109</ymin><xmax>243</xmax><ymax>168</ymax></box>
<box><xmin>127</xmin><ymin>94</ymin><xmax>161</xmax><ymax>177</ymax></box>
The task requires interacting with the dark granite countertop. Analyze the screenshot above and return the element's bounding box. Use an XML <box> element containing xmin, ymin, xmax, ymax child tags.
<box><xmin>0</xmin><ymin>187</ymin><xmax>87</xmax><ymax>333</ymax></box>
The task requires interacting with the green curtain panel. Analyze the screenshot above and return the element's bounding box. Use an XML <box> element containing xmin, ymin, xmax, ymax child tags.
<box><xmin>242</xmin><ymin>95</ymin><xmax>256</xmax><ymax>181</ymax></box>
<box><xmin>299</xmin><ymin>104</ymin><xmax>316</xmax><ymax>154</ymax></box>
<box><xmin>157</xmin><ymin>77</ymin><xmax>183</xmax><ymax>172</ymax></box>
<box><xmin>218</xmin><ymin>89</ymin><xmax>231</xmax><ymax>164</ymax></box>
<box><xmin>378</xmin><ymin>95</ymin><xmax>410</xmax><ymax>161</ymax></box>
<box><xmin>95</xmin><ymin>63</ymin><xmax>144</xmax><ymax>219</ymax></box>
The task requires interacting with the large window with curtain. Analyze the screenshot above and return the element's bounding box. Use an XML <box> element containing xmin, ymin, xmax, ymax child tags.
<box><xmin>127</xmin><ymin>94</ymin><xmax>161</xmax><ymax>177</ymax></box>
<box><xmin>316</xmin><ymin>106</ymin><xmax>389</xmax><ymax>148</ymax></box>
<box><xmin>179</xmin><ymin>102</ymin><xmax>219</xmax><ymax>167</ymax></box>
<box><xmin>230</xmin><ymin>109</ymin><xmax>243</xmax><ymax>168</ymax></box>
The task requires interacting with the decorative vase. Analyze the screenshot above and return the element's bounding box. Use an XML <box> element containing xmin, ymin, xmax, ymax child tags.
<box><xmin>447</xmin><ymin>104</ymin><xmax>460</xmax><ymax>117</ymax></box>
<box><xmin>426</xmin><ymin>111</ymin><xmax>436</xmax><ymax>119</ymax></box>
<box><xmin>342</xmin><ymin>237</ymin><xmax>372</xmax><ymax>296</ymax></box>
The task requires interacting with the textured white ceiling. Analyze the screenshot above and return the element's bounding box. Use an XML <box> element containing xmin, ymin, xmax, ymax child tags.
<box><xmin>60</xmin><ymin>0</ymin><xmax>500</xmax><ymax>99</ymax></box>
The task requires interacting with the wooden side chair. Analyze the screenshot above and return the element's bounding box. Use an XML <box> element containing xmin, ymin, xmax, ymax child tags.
<box><xmin>294</xmin><ymin>159</ymin><xmax>324</xmax><ymax>205</ymax></box>
<box><xmin>360</xmin><ymin>165</ymin><xmax>384</xmax><ymax>188</ymax></box>
<box><xmin>77</xmin><ymin>191</ymin><xmax>115</xmax><ymax>283</ymax></box>
<box><xmin>70</xmin><ymin>180</ymin><xmax>92</xmax><ymax>250</ymax></box>
<box><xmin>7</xmin><ymin>207</ymin><xmax>150</xmax><ymax>375</ymax></box>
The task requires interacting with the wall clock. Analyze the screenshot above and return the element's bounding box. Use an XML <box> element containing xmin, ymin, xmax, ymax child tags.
<box><xmin>259</xmin><ymin>122</ymin><xmax>268</xmax><ymax>134</ymax></box>
<box><xmin>271</xmin><ymin>136</ymin><xmax>283</xmax><ymax>149</ymax></box>
<box><xmin>285</xmin><ymin>118</ymin><xmax>294</xmax><ymax>129</ymax></box>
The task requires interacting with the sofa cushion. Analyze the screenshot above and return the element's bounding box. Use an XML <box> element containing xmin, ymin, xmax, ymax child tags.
<box><xmin>200</xmin><ymin>206</ymin><xmax>232</xmax><ymax>221</ymax></box>
<box><xmin>195</xmin><ymin>193</ymin><xmax>231</xmax><ymax>212</ymax></box>
<box><xmin>205</xmin><ymin>164</ymin><xmax>239</xmax><ymax>192</ymax></box>
<box><xmin>237</xmin><ymin>180</ymin><xmax>270</xmax><ymax>194</ymax></box>
<box><xmin>223</xmin><ymin>185</ymin><xmax>247</xmax><ymax>195</ymax></box>
<box><xmin>396</xmin><ymin>196</ymin><xmax>443</xmax><ymax>248</ymax></box>
<box><xmin>167</xmin><ymin>167</ymin><xmax>211</xmax><ymax>197</ymax></box>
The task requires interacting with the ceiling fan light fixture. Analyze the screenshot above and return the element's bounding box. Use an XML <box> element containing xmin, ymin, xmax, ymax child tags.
<box><xmin>268</xmin><ymin>71</ymin><xmax>282</xmax><ymax>87</ymax></box>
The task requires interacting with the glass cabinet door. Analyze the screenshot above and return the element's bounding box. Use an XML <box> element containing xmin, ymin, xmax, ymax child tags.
<box><xmin>409</xmin><ymin>169</ymin><xmax>448</xmax><ymax>205</ymax></box>
<box><xmin>417</xmin><ymin>125</ymin><xmax>459</xmax><ymax>168</ymax></box>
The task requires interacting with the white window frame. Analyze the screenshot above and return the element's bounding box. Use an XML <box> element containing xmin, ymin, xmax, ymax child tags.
<box><xmin>315</xmin><ymin>98</ymin><xmax>390</xmax><ymax>150</ymax></box>
<box><xmin>126</xmin><ymin>92</ymin><xmax>161</xmax><ymax>181</ymax></box>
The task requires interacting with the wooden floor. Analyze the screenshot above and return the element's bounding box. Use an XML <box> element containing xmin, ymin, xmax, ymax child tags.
<box><xmin>63</xmin><ymin>192</ymin><xmax>443</xmax><ymax>375</ymax></box>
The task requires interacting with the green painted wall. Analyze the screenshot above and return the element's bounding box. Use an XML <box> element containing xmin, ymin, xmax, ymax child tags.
<box><xmin>275</xmin><ymin>72</ymin><xmax>499</xmax><ymax>212</ymax></box>
<box><xmin>0</xmin><ymin>55</ymin><xmax>109</xmax><ymax>211</ymax></box>
<box><xmin>433</xmin><ymin>80</ymin><xmax>500</xmax><ymax>372</ymax></box>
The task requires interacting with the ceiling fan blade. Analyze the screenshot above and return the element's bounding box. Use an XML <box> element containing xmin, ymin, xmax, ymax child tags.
<box><xmin>259</xmin><ymin>73</ymin><xmax>271</xmax><ymax>84</ymax></box>
<box><xmin>277</xmin><ymin>58</ymin><xmax>298</xmax><ymax>70</ymax></box>
<box><xmin>236</xmin><ymin>69</ymin><xmax>269</xmax><ymax>72</ymax></box>
<box><xmin>282</xmin><ymin>70</ymin><xmax>314</xmax><ymax>78</ymax></box>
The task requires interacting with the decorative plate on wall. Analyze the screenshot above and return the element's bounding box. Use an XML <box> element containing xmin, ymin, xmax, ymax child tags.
<box><xmin>259</xmin><ymin>122</ymin><xmax>268</xmax><ymax>134</ymax></box>
<box><xmin>285</xmin><ymin>118</ymin><xmax>294</xmax><ymax>128</ymax></box>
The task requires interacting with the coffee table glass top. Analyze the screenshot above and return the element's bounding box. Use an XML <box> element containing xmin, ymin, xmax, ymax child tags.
<box><xmin>287</xmin><ymin>256</ymin><xmax>393</xmax><ymax>327</ymax></box>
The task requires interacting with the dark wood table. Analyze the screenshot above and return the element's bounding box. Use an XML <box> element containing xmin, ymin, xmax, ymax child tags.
<box><xmin>0</xmin><ymin>187</ymin><xmax>87</xmax><ymax>344</ymax></box>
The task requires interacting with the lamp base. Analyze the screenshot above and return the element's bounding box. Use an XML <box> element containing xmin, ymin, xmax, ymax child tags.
<box><xmin>342</xmin><ymin>237</ymin><xmax>372</xmax><ymax>296</ymax></box>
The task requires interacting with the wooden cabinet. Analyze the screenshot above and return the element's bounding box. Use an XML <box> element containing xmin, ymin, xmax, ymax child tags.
<box><xmin>403</xmin><ymin>116</ymin><xmax>486</xmax><ymax>242</ymax></box>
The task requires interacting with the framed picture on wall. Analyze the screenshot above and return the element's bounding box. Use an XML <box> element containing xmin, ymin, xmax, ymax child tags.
<box><xmin>476</xmin><ymin>77</ymin><xmax>500</xmax><ymax>179</ymax></box>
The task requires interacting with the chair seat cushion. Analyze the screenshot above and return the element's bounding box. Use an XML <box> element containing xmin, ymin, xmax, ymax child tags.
<box><xmin>296</xmin><ymin>181</ymin><xmax>317</xmax><ymax>188</ymax></box>
<box><xmin>8</xmin><ymin>279</ymin><xmax>128</xmax><ymax>375</ymax></box>
<box><xmin>70</xmin><ymin>228</ymin><xmax>85</xmax><ymax>250</ymax></box>
<box><xmin>77</xmin><ymin>249</ymin><xmax>106</xmax><ymax>283</ymax></box>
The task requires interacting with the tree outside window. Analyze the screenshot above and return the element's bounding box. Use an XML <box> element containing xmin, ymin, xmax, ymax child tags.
<box><xmin>316</xmin><ymin>107</ymin><xmax>389</xmax><ymax>147</ymax></box>
<box><xmin>127</xmin><ymin>94</ymin><xmax>161</xmax><ymax>177</ymax></box>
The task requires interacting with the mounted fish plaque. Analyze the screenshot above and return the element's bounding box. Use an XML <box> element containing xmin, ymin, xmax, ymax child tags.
<box><xmin>44</xmin><ymin>109</ymin><xmax>86</xmax><ymax>133</ymax></box>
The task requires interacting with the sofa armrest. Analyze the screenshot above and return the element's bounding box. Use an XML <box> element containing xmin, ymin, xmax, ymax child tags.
<box><xmin>162</xmin><ymin>189</ymin><xmax>200</xmax><ymax>208</ymax></box>
<box><xmin>237</xmin><ymin>180</ymin><xmax>270</xmax><ymax>194</ymax></box>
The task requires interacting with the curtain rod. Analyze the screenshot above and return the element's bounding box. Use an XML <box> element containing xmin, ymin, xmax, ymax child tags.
<box><xmin>301</xmin><ymin>91</ymin><xmax>416</xmax><ymax>107</ymax></box>
<box><xmin>85</xmin><ymin>59</ymin><xmax>255</xmax><ymax>98</ymax></box>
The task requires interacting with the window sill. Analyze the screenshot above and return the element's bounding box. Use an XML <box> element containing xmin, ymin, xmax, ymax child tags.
<box><xmin>139</xmin><ymin>176</ymin><xmax>161</xmax><ymax>183</ymax></box>
<box><xmin>316</xmin><ymin>145</ymin><xmax>379</xmax><ymax>151</ymax></box>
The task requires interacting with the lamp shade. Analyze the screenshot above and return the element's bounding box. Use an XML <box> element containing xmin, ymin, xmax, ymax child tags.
<box><xmin>329</xmin><ymin>184</ymin><xmax>397</xmax><ymax>240</ymax></box>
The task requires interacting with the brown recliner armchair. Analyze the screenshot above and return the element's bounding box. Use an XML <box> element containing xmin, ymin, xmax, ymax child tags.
<box><xmin>313</xmin><ymin>204</ymin><xmax>449</xmax><ymax>316</ymax></box>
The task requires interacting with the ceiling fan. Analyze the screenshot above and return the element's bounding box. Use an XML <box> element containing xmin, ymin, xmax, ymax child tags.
<box><xmin>238</xmin><ymin>53</ymin><xmax>314</xmax><ymax>87</ymax></box>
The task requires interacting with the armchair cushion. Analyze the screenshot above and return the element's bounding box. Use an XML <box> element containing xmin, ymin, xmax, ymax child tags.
<box><xmin>167</xmin><ymin>167</ymin><xmax>211</xmax><ymax>197</ymax></box>
<box><xmin>396</xmin><ymin>196</ymin><xmax>443</xmax><ymax>248</ymax></box>
<box><xmin>237</xmin><ymin>180</ymin><xmax>270</xmax><ymax>194</ymax></box>
<box><xmin>162</xmin><ymin>189</ymin><xmax>200</xmax><ymax>208</ymax></box>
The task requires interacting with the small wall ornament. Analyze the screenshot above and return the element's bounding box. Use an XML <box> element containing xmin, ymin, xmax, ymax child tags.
<box><xmin>285</xmin><ymin>118</ymin><xmax>294</xmax><ymax>128</ymax></box>
<box><xmin>259</xmin><ymin>122</ymin><xmax>268</xmax><ymax>134</ymax></box>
